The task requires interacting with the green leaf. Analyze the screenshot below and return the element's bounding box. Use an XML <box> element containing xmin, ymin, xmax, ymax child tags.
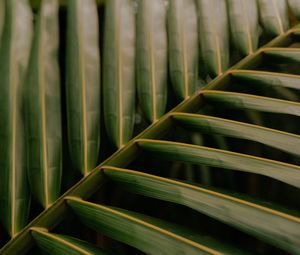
<box><xmin>66</xmin><ymin>0</ymin><xmax>101</xmax><ymax>176</ymax></box>
<box><xmin>0</xmin><ymin>0</ymin><xmax>33</xmax><ymax>237</ymax></box>
<box><xmin>25</xmin><ymin>0</ymin><xmax>61</xmax><ymax>209</ymax></box>
<box><xmin>137</xmin><ymin>139</ymin><xmax>300</xmax><ymax>188</ymax></box>
<box><xmin>0</xmin><ymin>0</ymin><xmax>4</xmax><ymax>47</ymax></box>
<box><xmin>202</xmin><ymin>90</ymin><xmax>300</xmax><ymax>117</ymax></box>
<box><xmin>173</xmin><ymin>113</ymin><xmax>300</xmax><ymax>157</ymax></box>
<box><xmin>257</xmin><ymin>0</ymin><xmax>289</xmax><ymax>36</ymax></box>
<box><xmin>103</xmin><ymin>0</ymin><xmax>136</xmax><ymax>148</ymax></box>
<box><xmin>196</xmin><ymin>0</ymin><xmax>229</xmax><ymax>77</ymax></box>
<box><xmin>167</xmin><ymin>0</ymin><xmax>199</xmax><ymax>99</ymax></box>
<box><xmin>288</xmin><ymin>0</ymin><xmax>300</xmax><ymax>20</ymax></box>
<box><xmin>231</xmin><ymin>70</ymin><xmax>300</xmax><ymax>90</ymax></box>
<box><xmin>31</xmin><ymin>228</ymin><xmax>109</xmax><ymax>255</ymax></box>
<box><xmin>227</xmin><ymin>0</ymin><xmax>259</xmax><ymax>55</ymax></box>
<box><xmin>264</xmin><ymin>48</ymin><xmax>300</xmax><ymax>63</ymax></box>
<box><xmin>67</xmin><ymin>197</ymin><xmax>243</xmax><ymax>255</ymax></box>
<box><xmin>136</xmin><ymin>0</ymin><xmax>168</xmax><ymax>123</ymax></box>
<box><xmin>103</xmin><ymin>166</ymin><xmax>300</xmax><ymax>254</ymax></box>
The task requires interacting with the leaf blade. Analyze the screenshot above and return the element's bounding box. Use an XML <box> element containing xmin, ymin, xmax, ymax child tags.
<box><xmin>26</xmin><ymin>0</ymin><xmax>61</xmax><ymax>208</ymax></box>
<box><xmin>173</xmin><ymin>112</ymin><xmax>300</xmax><ymax>157</ymax></box>
<box><xmin>231</xmin><ymin>70</ymin><xmax>300</xmax><ymax>90</ymax></box>
<box><xmin>264</xmin><ymin>48</ymin><xmax>300</xmax><ymax>63</ymax></box>
<box><xmin>202</xmin><ymin>90</ymin><xmax>300</xmax><ymax>117</ymax></box>
<box><xmin>103</xmin><ymin>166</ymin><xmax>300</xmax><ymax>254</ymax></box>
<box><xmin>103</xmin><ymin>0</ymin><xmax>136</xmax><ymax>148</ymax></box>
<box><xmin>0</xmin><ymin>0</ymin><xmax>33</xmax><ymax>237</ymax></box>
<box><xmin>168</xmin><ymin>0</ymin><xmax>199</xmax><ymax>99</ymax></box>
<box><xmin>288</xmin><ymin>0</ymin><xmax>300</xmax><ymax>20</ymax></box>
<box><xmin>67</xmin><ymin>197</ymin><xmax>229</xmax><ymax>255</ymax></box>
<box><xmin>227</xmin><ymin>0</ymin><xmax>259</xmax><ymax>55</ymax></box>
<box><xmin>66</xmin><ymin>0</ymin><xmax>101</xmax><ymax>175</ymax></box>
<box><xmin>137</xmin><ymin>139</ymin><xmax>300</xmax><ymax>188</ymax></box>
<box><xmin>32</xmin><ymin>229</ymin><xmax>109</xmax><ymax>255</ymax></box>
<box><xmin>196</xmin><ymin>0</ymin><xmax>229</xmax><ymax>77</ymax></box>
<box><xmin>136</xmin><ymin>0</ymin><xmax>168</xmax><ymax>122</ymax></box>
<box><xmin>258</xmin><ymin>0</ymin><xmax>289</xmax><ymax>36</ymax></box>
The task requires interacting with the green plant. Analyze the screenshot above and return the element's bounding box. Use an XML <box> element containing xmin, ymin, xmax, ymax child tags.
<box><xmin>1</xmin><ymin>0</ymin><xmax>300</xmax><ymax>254</ymax></box>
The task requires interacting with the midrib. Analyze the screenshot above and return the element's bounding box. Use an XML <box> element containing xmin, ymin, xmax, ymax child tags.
<box><xmin>180</xmin><ymin>2</ymin><xmax>189</xmax><ymax>99</ymax></box>
<box><xmin>209</xmin><ymin>0</ymin><xmax>222</xmax><ymax>75</ymax></box>
<box><xmin>116</xmin><ymin>2</ymin><xmax>123</xmax><ymax>147</ymax></box>
<box><xmin>272</xmin><ymin>0</ymin><xmax>284</xmax><ymax>34</ymax></box>
<box><xmin>39</xmin><ymin>4</ymin><xmax>49</xmax><ymax>208</ymax></box>
<box><xmin>147</xmin><ymin>3</ymin><xmax>157</xmax><ymax>122</ymax></box>
<box><xmin>10</xmin><ymin>9</ymin><xmax>17</xmax><ymax>237</ymax></box>
<box><xmin>242</xmin><ymin>0</ymin><xmax>253</xmax><ymax>54</ymax></box>
<box><xmin>77</xmin><ymin>0</ymin><xmax>88</xmax><ymax>175</ymax></box>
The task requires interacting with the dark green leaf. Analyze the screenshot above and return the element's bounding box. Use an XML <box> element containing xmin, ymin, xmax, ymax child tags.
<box><xmin>0</xmin><ymin>0</ymin><xmax>33</xmax><ymax>237</ymax></box>
<box><xmin>32</xmin><ymin>228</ymin><xmax>109</xmax><ymax>255</ymax></box>
<box><xmin>67</xmin><ymin>197</ymin><xmax>242</xmax><ymax>255</ymax></box>
<box><xmin>26</xmin><ymin>0</ymin><xmax>61</xmax><ymax>208</ymax></box>
<box><xmin>202</xmin><ymin>90</ymin><xmax>300</xmax><ymax>117</ymax></box>
<box><xmin>264</xmin><ymin>48</ymin><xmax>300</xmax><ymax>63</ymax></box>
<box><xmin>103</xmin><ymin>166</ymin><xmax>300</xmax><ymax>254</ymax></box>
<box><xmin>137</xmin><ymin>139</ymin><xmax>300</xmax><ymax>188</ymax></box>
<box><xmin>136</xmin><ymin>0</ymin><xmax>168</xmax><ymax>122</ymax></box>
<box><xmin>0</xmin><ymin>0</ymin><xmax>4</xmax><ymax>47</ymax></box>
<box><xmin>168</xmin><ymin>0</ymin><xmax>199</xmax><ymax>99</ymax></box>
<box><xmin>231</xmin><ymin>70</ymin><xmax>300</xmax><ymax>90</ymax></box>
<box><xmin>288</xmin><ymin>0</ymin><xmax>300</xmax><ymax>20</ymax></box>
<box><xmin>196</xmin><ymin>0</ymin><xmax>229</xmax><ymax>77</ymax></box>
<box><xmin>173</xmin><ymin>113</ymin><xmax>300</xmax><ymax>156</ymax></box>
<box><xmin>103</xmin><ymin>0</ymin><xmax>136</xmax><ymax>148</ymax></box>
<box><xmin>66</xmin><ymin>0</ymin><xmax>101</xmax><ymax>175</ymax></box>
<box><xmin>258</xmin><ymin>0</ymin><xmax>289</xmax><ymax>36</ymax></box>
<box><xmin>227</xmin><ymin>0</ymin><xmax>259</xmax><ymax>55</ymax></box>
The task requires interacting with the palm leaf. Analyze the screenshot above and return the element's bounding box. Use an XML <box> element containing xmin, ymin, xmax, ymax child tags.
<box><xmin>67</xmin><ymin>196</ymin><xmax>248</xmax><ymax>255</ymax></box>
<box><xmin>0</xmin><ymin>0</ymin><xmax>4</xmax><ymax>47</ymax></box>
<box><xmin>31</xmin><ymin>228</ymin><xmax>110</xmax><ymax>255</ymax></box>
<box><xmin>25</xmin><ymin>0</ymin><xmax>61</xmax><ymax>209</ymax></box>
<box><xmin>173</xmin><ymin>113</ymin><xmax>300</xmax><ymax>156</ymax></box>
<box><xmin>263</xmin><ymin>48</ymin><xmax>300</xmax><ymax>63</ymax></box>
<box><xmin>227</xmin><ymin>0</ymin><xmax>259</xmax><ymax>55</ymax></box>
<box><xmin>196</xmin><ymin>0</ymin><xmax>229</xmax><ymax>77</ymax></box>
<box><xmin>103</xmin><ymin>0</ymin><xmax>136</xmax><ymax>148</ymax></box>
<box><xmin>202</xmin><ymin>90</ymin><xmax>300</xmax><ymax>117</ymax></box>
<box><xmin>66</xmin><ymin>0</ymin><xmax>101</xmax><ymax>176</ymax></box>
<box><xmin>288</xmin><ymin>0</ymin><xmax>300</xmax><ymax>19</ymax></box>
<box><xmin>258</xmin><ymin>0</ymin><xmax>289</xmax><ymax>36</ymax></box>
<box><xmin>231</xmin><ymin>69</ymin><xmax>300</xmax><ymax>90</ymax></box>
<box><xmin>137</xmin><ymin>139</ymin><xmax>300</xmax><ymax>188</ymax></box>
<box><xmin>103</xmin><ymin>166</ymin><xmax>300</xmax><ymax>253</ymax></box>
<box><xmin>136</xmin><ymin>0</ymin><xmax>168</xmax><ymax>123</ymax></box>
<box><xmin>0</xmin><ymin>0</ymin><xmax>33</xmax><ymax>237</ymax></box>
<box><xmin>168</xmin><ymin>0</ymin><xmax>199</xmax><ymax>99</ymax></box>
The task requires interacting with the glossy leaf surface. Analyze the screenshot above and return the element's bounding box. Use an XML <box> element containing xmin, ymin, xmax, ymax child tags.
<box><xmin>196</xmin><ymin>0</ymin><xmax>229</xmax><ymax>77</ymax></box>
<box><xmin>104</xmin><ymin>166</ymin><xmax>300</xmax><ymax>253</ymax></box>
<box><xmin>138</xmin><ymin>139</ymin><xmax>300</xmax><ymax>188</ymax></box>
<box><xmin>168</xmin><ymin>0</ymin><xmax>199</xmax><ymax>99</ymax></box>
<box><xmin>32</xmin><ymin>229</ymin><xmax>109</xmax><ymax>255</ymax></box>
<box><xmin>136</xmin><ymin>0</ymin><xmax>168</xmax><ymax>122</ymax></box>
<box><xmin>103</xmin><ymin>0</ymin><xmax>136</xmax><ymax>148</ymax></box>
<box><xmin>0</xmin><ymin>0</ymin><xmax>32</xmax><ymax>237</ymax></box>
<box><xmin>26</xmin><ymin>0</ymin><xmax>61</xmax><ymax>208</ymax></box>
<box><xmin>66</xmin><ymin>0</ymin><xmax>101</xmax><ymax>175</ymax></box>
<box><xmin>227</xmin><ymin>0</ymin><xmax>259</xmax><ymax>55</ymax></box>
<box><xmin>258</xmin><ymin>0</ymin><xmax>289</xmax><ymax>35</ymax></box>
